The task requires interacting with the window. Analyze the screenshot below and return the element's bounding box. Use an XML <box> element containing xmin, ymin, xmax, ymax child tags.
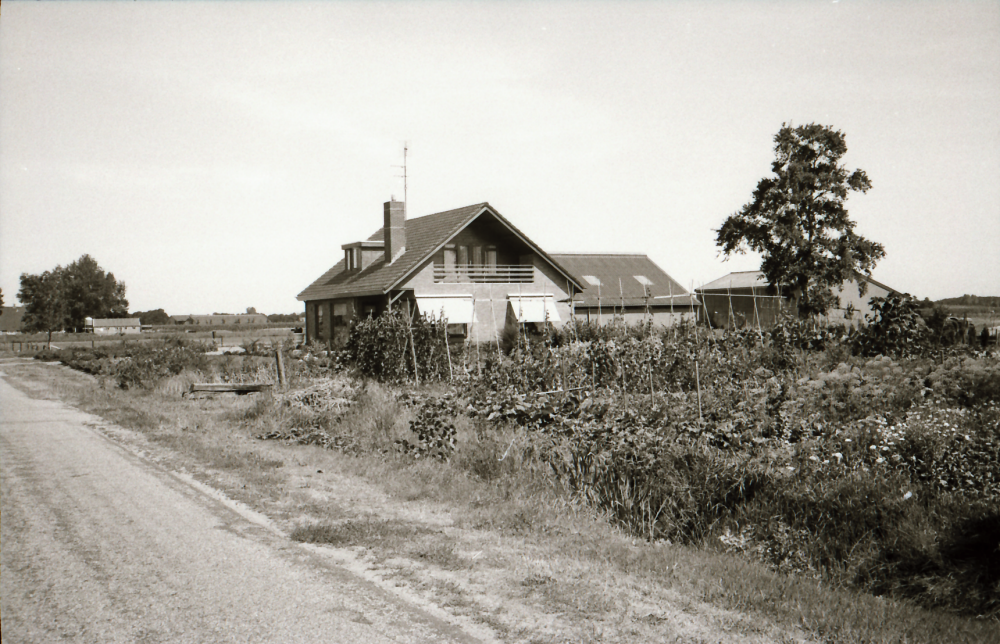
<box><xmin>633</xmin><ymin>275</ymin><xmax>653</xmax><ymax>286</ymax></box>
<box><xmin>583</xmin><ymin>275</ymin><xmax>602</xmax><ymax>286</ymax></box>
<box><xmin>457</xmin><ymin>245</ymin><xmax>469</xmax><ymax>265</ymax></box>
<box><xmin>332</xmin><ymin>302</ymin><xmax>348</xmax><ymax>327</ymax></box>
<box><xmin>485</xmin><ymin>247</ymin><xmax>497</xmax><ymax>272</ymax></box>
<box><xmin>344</xmin><ymin>248</ymin><xmax>361</xmax><ymax>271</ymax></box>
<box><xmin>472</xmin><ymin>245</ymin><xmax>483</xmax><ymax>266</ymax></box>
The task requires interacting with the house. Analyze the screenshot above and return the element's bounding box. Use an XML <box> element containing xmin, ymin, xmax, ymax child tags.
<box><xmin>0</xmin><ymin>306</ymin><xmax>25</xmax><ymax>334</ymax></box>
<box><xmin>297</xmin><ymin>200</ymin><xmax>587</xmax><ymax>345</ymax></box>
<box><xmin>696</xmin><ymin>270</ymin><xmax>897</xmax><ymax>328</ymax></box>
<box><xmin>550</xmin><ymin>254</ymin><xmax>698</xmax><ymax>326</ymax></box>
<box><xmin>86</xmin><ymin>317</ymin><xmax>142</xmax><ymax>334</ymax></box>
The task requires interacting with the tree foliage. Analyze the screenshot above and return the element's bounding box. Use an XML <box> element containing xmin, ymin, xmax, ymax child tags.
<box><xmin>716</xmin><ymin>123</ymin><xmax>885</xmax><ymax>318</ymax></box>
<box><xmin>18</xmin><ymin>270</ymin><xmax>66</xmax><ymax>336</ymax></box>
<box><xmin>134</xmin><ymin>308</ymin><xmax>171</xmax><ymax>325</ymax></box>
<box><xmin>850</xmin><ymin>293</ymin><xmax>927</xmax><ymax>357</ymax></box>
<box><xmin>18</xmin><ymin>254</ymin><xmax>128</xmax><ymax>333</ymax></box>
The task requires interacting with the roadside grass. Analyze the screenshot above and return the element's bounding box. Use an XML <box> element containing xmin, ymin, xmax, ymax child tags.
<box><xmin>5</xmin><ymin>359</ymin><xmax>997</xmax><ymax>644</ymax></box>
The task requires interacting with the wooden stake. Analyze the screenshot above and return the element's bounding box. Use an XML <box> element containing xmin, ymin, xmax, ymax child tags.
<box><xmin>405</xmin><ymin>300</ymin><xmax>420</xmax><ymax>383</ymax></box>
<box><xmin>442</xmin><ymin>315</ymin><xmax>453</xmax><ymax>381</ymax></box>
<box><xmin>695</xmin><ymin>359</ymin><xmax>703</xmax><ymax>425</ymax></box>
<box><xmin>275</xmin><ymin>349</ymin><xmax>287</xmax><ymax>388</ymax></box>
<box><xmin>489</xmin><ymin>284</ymin><xmax>501</xmax><ymax>356</ymax></box>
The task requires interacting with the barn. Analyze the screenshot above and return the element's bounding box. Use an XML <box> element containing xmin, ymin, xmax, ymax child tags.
<box><xmin>696</xmin><ymin>271</ymin><xmax>897</xmax><ymax>328</ymax></box>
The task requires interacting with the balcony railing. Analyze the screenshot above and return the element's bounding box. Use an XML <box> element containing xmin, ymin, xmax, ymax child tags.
<box><xmin>433</xmin><ymin>264</ymin><xmax>534</xmax><ymax>284</ymax></box>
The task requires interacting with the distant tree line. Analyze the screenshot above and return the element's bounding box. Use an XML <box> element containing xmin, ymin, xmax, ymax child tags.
<box><xmin>131</xmin><ymin>309</ymin><xmax>303</xmax><ymax>325</ymax></box>
<box><xmin>935</xmin><ymin>295</ymin><xmax>1000</xmax><ymax>308</ymax></box>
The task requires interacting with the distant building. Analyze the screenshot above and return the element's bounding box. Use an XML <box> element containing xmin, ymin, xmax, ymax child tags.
<box><xmin>86</xmin><ymin>318</ymin><xmax>142</xmax><ymax>334</ymax></box>
<box><xmin>0</xmin><ymin>306</ymin><xmax>25</xmax><ymax>334</ymax></box>
<box><xmin>696</xmin><ymin>271</ymin><xmax>897</xmax><ymax>328</ymax></box>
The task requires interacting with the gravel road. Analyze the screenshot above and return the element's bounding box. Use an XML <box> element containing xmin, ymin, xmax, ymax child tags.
<box><xmin>0</xmin><ymin>373</ymin><xmax>485</xmax><ymax>643</ymax></box>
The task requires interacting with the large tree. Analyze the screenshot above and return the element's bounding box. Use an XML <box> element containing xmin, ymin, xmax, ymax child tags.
<box><xmin>18</xmin><ymin>255</ymin><xmax>129</xmax><ymax>335</ymax></box>
<box><xmin>61</xmin><ymin>254</ymin><xmax>129</xmax><ymax>328</ymax></box>
<box><xmin>715</xmin><ymin>123</ymin><xmax>885</xmax><ymax>318</ymax></box>
<box><xmin>18</xmin><ymin>269</ymin><xmax>67</xmax><ymax>344</ymax></box>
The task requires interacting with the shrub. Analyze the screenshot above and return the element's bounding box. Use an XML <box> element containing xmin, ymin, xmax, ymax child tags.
<box><xmin>851</xmin><ymin>293</ymin><xmax>929</xmax><ymax>358</ymax></box>
<box><xmin>346</xmin><ymin>309</ymin><xmax>455</xmax><ymax>383</ymax></box>
<box><xmin>110</xmin><ymin>338</ymin><xmax>212</xmax><ymax>389</ymax></box>
<box><xmin>395</xmin><ymin>395</ymin><xmax>458</xmax><ymax>460</ymax></box>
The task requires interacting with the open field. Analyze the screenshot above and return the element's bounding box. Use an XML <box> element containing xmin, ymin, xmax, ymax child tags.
<box><xmin>3</xmin><ymin>319</ymin><xmax>997</xmax><ymax>643</ymax></box>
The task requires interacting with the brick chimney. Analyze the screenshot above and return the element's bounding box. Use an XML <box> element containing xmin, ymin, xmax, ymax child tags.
<box><xmin>383</xmin><ymin>199</ymin><xmax>406</xmax><ymax>263</ymax></box>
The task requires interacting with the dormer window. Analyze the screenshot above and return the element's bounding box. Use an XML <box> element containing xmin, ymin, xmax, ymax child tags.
<box><xmin>345</xmin><ymin>248</ymin><xmax>359</xmax><ymax>271</ymax></box>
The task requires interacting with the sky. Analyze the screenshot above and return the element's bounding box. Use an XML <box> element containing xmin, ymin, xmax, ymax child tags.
<box><xmin>1</xmin><ymin>1</ymin><xmax>998</xmax><ymax>315</ymax></box>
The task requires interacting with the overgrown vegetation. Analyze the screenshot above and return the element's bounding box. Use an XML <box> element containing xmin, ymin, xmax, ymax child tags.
<box><xmin>36</xmin><ymin>310</ymin><xmax>1000</xmax><ymax>630</ymax></box>
<box><xmin>252</xmin><ymin>311</ymin><xmax>999</xmax><ymax>622</ymax></box>
<box><xmin>345</xmin><ymin>308</ymin><xmax>459</xmax><ymax>382</ymax></box>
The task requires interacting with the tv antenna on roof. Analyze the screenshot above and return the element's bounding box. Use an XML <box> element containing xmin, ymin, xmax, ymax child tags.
<box><xmin>393</xmin><ymin>142</ymin><xmax>408</xmax><ymax>214</ymax></box>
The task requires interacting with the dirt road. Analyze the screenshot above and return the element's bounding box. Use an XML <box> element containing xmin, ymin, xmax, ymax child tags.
<box><xmin>0</xmin><ymin>374</ymin><xmax>485</xmax><ymax>643</ymax></box>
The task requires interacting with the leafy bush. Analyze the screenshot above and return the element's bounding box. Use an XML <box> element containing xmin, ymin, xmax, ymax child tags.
<box><xmin>395</xmin><ymin>395</ymin><xmax>458</xmax><ymax>460</ymax></box>
<box><xmin>346</xmin><ymin>309</ymin><xmax>457</xmax><ymax>383</ymax></box>
<box><xmin>110</xmin><ymin>338</ymin><xmax>212</xmax><ymax>389</ymax></box>
<box><xmin>851</xmin><ymin>293</ymin><xmax>929</xmax><ymax>357</ymax></box>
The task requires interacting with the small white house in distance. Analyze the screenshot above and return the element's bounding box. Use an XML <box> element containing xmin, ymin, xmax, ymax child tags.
<box><xmin>85</xmin><ymin>317</ymin><xmax>142</xmax><ymax>335</ymax></box>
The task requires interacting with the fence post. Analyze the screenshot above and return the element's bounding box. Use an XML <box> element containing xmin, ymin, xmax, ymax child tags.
<box><xmin>275</xmin><ymin>349</ymin><xmax>287</xmax><ymax>388</ymax></box>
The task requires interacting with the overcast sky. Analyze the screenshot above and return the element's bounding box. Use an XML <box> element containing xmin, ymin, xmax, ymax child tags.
<box><xmin>2</xmin><ymin>1</ymin><xmax>997</xmax><ymax>315</ymax></box>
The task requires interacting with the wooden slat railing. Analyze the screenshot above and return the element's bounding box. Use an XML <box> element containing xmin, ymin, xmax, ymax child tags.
<box><xmin>433</xmin><ymin>264</ymin><xmax>534</xmax><ymax>284</ymax></box>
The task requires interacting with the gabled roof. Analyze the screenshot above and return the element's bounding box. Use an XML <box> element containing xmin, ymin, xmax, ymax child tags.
<box><xmin>697</xmin><ymin>270</ymin><xmax>897</xmax><ymax>294</ymax></box>
<box><xmin>698</xmin><ymin>271</ymin><xmax>770</xmax><ymax>292</ymax></box>
<box><xmin>551</xmin><ymin>253</ymin><xmax>697</xmax><ymax>307</ymax></box>
<box><xmin>297</xmin><ymin>203</ymin><xmax>585</xmax><ymax>301</ymax></box>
